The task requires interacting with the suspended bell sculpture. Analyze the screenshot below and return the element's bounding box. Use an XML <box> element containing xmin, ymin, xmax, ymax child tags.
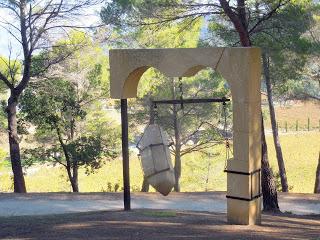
<box><xmin>137</xmin><ymin>124</ymin><xmax>175</xmax><ymax>196</ymax></box>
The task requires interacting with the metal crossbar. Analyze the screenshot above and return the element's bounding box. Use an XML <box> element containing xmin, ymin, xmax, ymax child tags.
<box><xmin>152</xmin><ymin>98</ymin><xmax>230</xmax><ymax>105</ymax></box>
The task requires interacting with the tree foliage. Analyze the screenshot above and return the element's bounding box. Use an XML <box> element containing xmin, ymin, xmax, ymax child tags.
<box><xmin>0</xmin><ymin>0</ymin><xmax>103</xmax><ymax>193</ymax></box>
<box><xmin>19</xmin><ymin>33</ymin><xmax>120</xmax><ymax>192</ymax></box>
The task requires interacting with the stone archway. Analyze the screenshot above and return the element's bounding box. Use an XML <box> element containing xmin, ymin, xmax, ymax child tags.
<box><xmin>109</xmin><ymin>47</ymin><xmax>262</xmax><ymax>225</ymax></box>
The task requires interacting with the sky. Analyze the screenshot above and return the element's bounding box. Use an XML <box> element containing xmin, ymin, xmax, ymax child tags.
<box><xmin>0</xmin><ymin>9</ymin><xmax>17</xmax><ymax>57</ymax></box>
<box><xmin>0</xmin><ymin>3</ymin><xmax>103</xmax><ymax>58</ymax></box>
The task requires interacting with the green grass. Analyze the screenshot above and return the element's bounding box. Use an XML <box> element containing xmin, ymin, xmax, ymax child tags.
<box><xmin>0</xmin><ymin>132</ymin><xmax>319</xmax><ymax>193</ymax></box>
<box><xmin>266</xmin><ymin>132</ymin><xmax>320</xmax><ymax>193</ymax></box>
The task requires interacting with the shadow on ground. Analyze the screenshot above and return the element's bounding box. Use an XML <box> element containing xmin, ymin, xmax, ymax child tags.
<box><xmin>0</xmin><ymin>210</ymin><xmax>319</xmax><ymax>240</ymax></box>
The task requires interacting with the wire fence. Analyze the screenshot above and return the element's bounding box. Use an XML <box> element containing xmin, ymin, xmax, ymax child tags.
<box><xmin>275</xmin><ymin>118</ymin><xmax>320</xmax><ymax>132</ymax></box>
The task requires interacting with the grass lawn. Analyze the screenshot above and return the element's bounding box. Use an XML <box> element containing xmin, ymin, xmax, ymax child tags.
<box><xmin>0</xmin><ymin>132</ymin><xmax>319</xmax><ymax>193</ymax></box>
<box><xmin>266</xmin><ymin>132</ymin><xmax>320</xmax><ymax>193</ymax></box>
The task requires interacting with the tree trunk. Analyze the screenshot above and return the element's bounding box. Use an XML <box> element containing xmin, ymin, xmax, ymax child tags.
<box><xmin>66</xmin><ymin>166</ymin><xmax>79</xmax><ymax>192</ymax></box>
<box><xmin>218</xmin><ymin>4</ymin><xmax>280</xmax><ymax>210</ymax></box>
<box><xmin>225</xmin><ymin>20</ymin><xmax>279</xmax><ymax>208</ymax></box>
<box><xmin>172</xmin><ymin>79</ymin><xmax>182</xmax><ymax>192</ymax></box>
<box><xmin>205</xmin><ymin>161</ymin><xmax>211</xmax><ymax>192</ymax></box>
<box><xmin>141</xmin><ymin>177</ymin><xmax>149</xmax><ymax>192</ymax></box>
<box><xmin>6</xmin><ymin>95</ymin><xmax>26</xmax><ymax>193</ymax></box>
<box><xmin>222</xmin><ymin>7</ymin><xmax>280</xmax><ymax>210</ymax></box>
<box><xmin>314</xmin><ymin>152</ymin><xmax>320</xmax><ymax>193</ymax></box>
<box><xmin>56</xmin><ymin>125</ymin><xmax>79</xmax><ymax>192</ymax></box>
<box><xmin>211</xmin><ymin>0</ymin><xmax>280</xmax><ymax>211</ymax></box>
<box><xmin>149</xmin><ymin>99</ymin><xmax>155</xmax><ymax>125</ymax></box>
<box><xmin>174</xmin><ymin>143</ymin><xmax>181</xmax><ymax>192</ymax></box>
<box><xmin>262</xmin><ymin>52</ymin><xmax>289</xmax><ymax>192</ymax></box>
<box><xmin>219</xmin><ymin>0</ymin><xmax>251</xmax><ymax>47</ymax></box>
<box><xmin>261</xmin><ymin>116</ymin><xmax>280</xmax><ymax>212</ymax></box>
<box><xmin>72</xmin><ymin>164</ymin><xmax>79</xmax><ymax>192</ymax></box>
<box><xmin>70</xmin><ymin>175</ymin><xmax>79</xmax><ymax>192</ymax></box>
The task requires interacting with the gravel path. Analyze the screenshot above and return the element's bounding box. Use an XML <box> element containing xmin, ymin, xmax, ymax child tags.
<box><xmin>0</xmin><ymin>192</ymin><xmax>319</xmax><ymax>217</ymax></box>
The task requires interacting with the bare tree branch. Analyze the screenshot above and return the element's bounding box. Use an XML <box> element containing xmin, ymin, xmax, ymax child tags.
<box><xmin>249</xmin><ymin>0</ymin><xmax>289</xmax><ymax>35</ymax></box>
<box><xmin>52</xmin><ymin>155</ymin><xmax>67</xmax><ymax>167</ymax></box>
<box><xmin>0</xmin><ymin>70</ymin><xmax>13</xmax><ymax>89</ymax></box>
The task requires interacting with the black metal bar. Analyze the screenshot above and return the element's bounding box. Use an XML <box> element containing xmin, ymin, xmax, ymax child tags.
<box><xmin>152</xmin><ymin>98</ymin><xmax>230</xmax><ymax>105</ymax></box>
<box><xmin>224</xmin><ymin>170</ymin><xmax>250</xmax><ymax>175</ymax></box>
<box><xmin>224</xmin><ymin>169</ymin><xmax>261</xmax><ymax>176</ymax></box>
<box><xmin>121</xmin><ymin>99</ymin><xmax>131</xmax><ymax>211</ymax></box>
<box><xmin>226</xmin><ymin>194</ymin><xmax>262</xmax><ymax>202</ymax></box>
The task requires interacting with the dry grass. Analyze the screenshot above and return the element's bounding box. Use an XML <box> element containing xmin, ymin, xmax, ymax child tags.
<box><xmin>264</xmin><ymin>101</ymin><xmax>320</xmax><ymax>130</ymax></box>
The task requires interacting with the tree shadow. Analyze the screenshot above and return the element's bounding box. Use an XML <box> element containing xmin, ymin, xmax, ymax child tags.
<box><xmin>0</xmin><ymin>210</ymin><xmax>319</xmax><ymax>240</ymax></box>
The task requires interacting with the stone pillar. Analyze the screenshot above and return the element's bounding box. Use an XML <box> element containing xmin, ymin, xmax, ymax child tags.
<box><xmin>223</xmin><ymin>49</ymin><xmax>262</xmax><ymax>225</ymax></box>
<box><xmin>226</xmin><ymin>100</ymin><xmax>262</xmax><ymax>224</ymax></box>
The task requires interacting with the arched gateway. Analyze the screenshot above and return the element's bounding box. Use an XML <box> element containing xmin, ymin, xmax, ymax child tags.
<box><xmin>109</xmin><ymin>47</ymin><xmax>262</xmax><ymax>225</ymax></box>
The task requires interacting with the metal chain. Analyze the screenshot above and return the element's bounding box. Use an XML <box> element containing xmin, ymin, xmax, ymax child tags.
<box><xmin>153</xmin><ymin>102</ymin><xmax>159</xmax><ymax>121</ymax></box>
<box><xmin>136</xmin><ymin>102</ymin><xmax>158</xmax><ymax>151</ymax></box>
<box><xmin>223</xmin><ymin>100</ymin><xmax>231</xmax><ymax>170</ymax></box>
<box><xmin>178</xmin><ymin>77</ymin><xmax>184</xmax><ymax>110</ymax></box>
<box><xmin>223</xmin><ymin>101</ymin><xmax>228</xmax><ymax>139</ymax></box>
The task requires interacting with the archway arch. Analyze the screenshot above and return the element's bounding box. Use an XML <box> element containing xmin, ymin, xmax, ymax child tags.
<box><xmin>109</xmin><ymin>47</ymin><xmax>262</xmax><ymax>225</ymax></box>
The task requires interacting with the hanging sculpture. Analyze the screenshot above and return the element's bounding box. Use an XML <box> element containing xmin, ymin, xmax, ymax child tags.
<box><xmin>137</xmin><ymin>124</ymin><xmax>175</xmax><ymax>196</ymax></box>
<box><xmin>137</xmin><ymin>78</ymin><xmax>230</xmax><ymax>196</ymax></box>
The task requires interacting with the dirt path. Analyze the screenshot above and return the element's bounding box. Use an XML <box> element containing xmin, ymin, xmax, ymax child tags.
<box><xmin>0</xmin><ymin>209</ymin><xmax>319</xmax><ymax>240</ymax></box>
<box><xmin>0</xmin><ymin>192</ymin><xmax>319</xmax><ymax>217</ymax></box>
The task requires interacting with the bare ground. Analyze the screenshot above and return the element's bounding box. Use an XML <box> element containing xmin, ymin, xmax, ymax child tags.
<box><xmin>0</xmin><ymin>210</ymin><xmax>319</xmax><ymax>240</ymax></box>
<box><xmin>0</xmin><ymin>192</ymin><xmax>319</xmax><ymax>239</ymax></box>
<box><xmin>0</xmin><ymin>192</ymin><xmax>319</xmax><ymax>216</ymax></box>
